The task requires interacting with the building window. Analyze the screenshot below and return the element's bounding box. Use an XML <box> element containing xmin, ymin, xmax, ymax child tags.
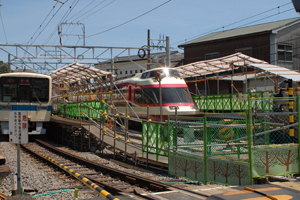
<box><xmin>140</xmin><ymin>70</ymin><xmax>143</xmax><ymax>73</ymax></box>
<box><xmin>205</xmin><ymin>52</ymin><xmax>219</xmax><ymax>60</ymax></box>
<box><xmin>235</xmin><ymin>47</ymin><xmax>252</xmax><ymax>56</ymax></box>
<box><xmin>130</xmin><ymin>70</ymin><xmax>133</xmax><ymax>74</ymax></box>
<box><xmin>125</xmin><ymin>71</ymin><xmax>127</xmax><ymax>74</ymax></box>
<box><xmin>278</xmin><ymin>44</ymin><xmax>293</xmax><ymax>62</ymax></box>
<box><xmin>120</xmin><ymin>71</ymin><xmax>122</xmax><ymax>75</ymax></box>
<box><xmin>135</xmin><ymin>70</ymin><xmax>138</xmax><ymax>73</ymax></box>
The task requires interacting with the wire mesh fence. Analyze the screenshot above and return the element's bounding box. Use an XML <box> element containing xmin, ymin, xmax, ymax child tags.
<box><xmin>169</xmin><ymin>116</ymin><xmax>204</xmax><ymax>157</ymax></box>
<box><xmin>206</xmin><ymin>114</ymin><xmax>249</xmax><ymax>161</ymax></box>
<box><xmin>250</xmin><ymin>98</ymin><xmax>299</xmax><ymax>147</ymax></box>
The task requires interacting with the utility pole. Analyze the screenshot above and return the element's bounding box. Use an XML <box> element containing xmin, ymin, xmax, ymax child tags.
<box><xmin>166</xmin><ymin>36</ymin><xmax>170</xmax><ymax>67</ymax></box>
<box><xmin>146</xmin><ymin>30</ymin><xmax>170</xmax><ymax>68</ymax></box>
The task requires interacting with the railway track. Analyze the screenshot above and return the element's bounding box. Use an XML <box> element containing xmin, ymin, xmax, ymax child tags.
<box><xmin>21</xmin><ymin>139</ymin><xmax>209</xmax><ymax>199</ymax></box>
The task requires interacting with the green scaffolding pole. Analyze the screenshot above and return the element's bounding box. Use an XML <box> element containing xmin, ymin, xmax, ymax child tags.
<box><xmin>298</xmin><ymin>95</ymin><xmax>300</xmax><ymax>173</ymax></box>
<box><xmin>247</xmin><ymin>98</ymin><xmax>253</xmax><ymax>185</ymax></box>
<box><xmin>204</xmin><ymin>113</ymin><xmax>207</xmax><ymax>185</ymax></box>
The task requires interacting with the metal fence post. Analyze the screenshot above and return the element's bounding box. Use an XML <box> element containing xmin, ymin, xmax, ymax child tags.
<box><xmin>297</xmin><ymin>95</ymin><xmax>300</xmax><ymax>173</ymax></box>
<box><xmin>88</xmin><ymin>106</ymin><xmax>91</xmax><ymax>150</ymax></box>
<box><xmin>175</xmin><ymin>106</ymin><xmax>178</xmax><ymax>151</ymax></box>
<box><xmin>167</xmin><ymin>115</ymin><xmax>170</xmax><ymax>158</ymax></box>
<box><xmin>102</xmin><ymin>101</ymin><xmax>105</xmax><ymax>156</ymax></box>
<box><xmin>156</xmin><ymin>123</ymin><xmax>159</xmax><ymax>161</ymax></box>
<box><xmin>204</xmin><ymin>113</ymin><xmax>207</xmax><ymax>185</ymax></box>
<box><xmin>113</xmin><ymin>107</ymin><xmax>116</xmax><ymax>159</ymax></box>
<box><xmin>146</xmin><ymin>106</ymin><xmax>149</xmax><ymax>169</ymax></box>
<box><xmin>125</xmin><ymin>101</ymin><xmax>128</xmax><ymax>161</ymax></box>
<box><xmin>247</xmin><ymin>99</ymin><xmax>253</xmax><ymax>184</ymax></box>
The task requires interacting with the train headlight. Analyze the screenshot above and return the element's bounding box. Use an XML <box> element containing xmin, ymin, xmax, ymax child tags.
<box><xmin>190</xmin><ymin>105</ymin><xmax>198</xmax><ymax>110</ymax></box>
<box><xmin>169</xmin><ymin>106</ymin><xmax>179</xmax><ymax>110</ymax></box>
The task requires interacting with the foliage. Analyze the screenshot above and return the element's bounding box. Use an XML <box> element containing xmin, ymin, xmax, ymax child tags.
<box><xmin>0</xmin><ymin>61</ymin><xmax>8</xmax><ymax>74</ymax></box>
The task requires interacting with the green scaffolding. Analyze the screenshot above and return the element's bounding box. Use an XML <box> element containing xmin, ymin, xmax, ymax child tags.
<box><xmin>193</xmin><ymin>91</ymin><xmax>273</xmax><ymax>112</ymax></box>
<box><xmin>57</xmin><ymin>100</ymin><xmax>108</xmax><ymax>119</ymax></box>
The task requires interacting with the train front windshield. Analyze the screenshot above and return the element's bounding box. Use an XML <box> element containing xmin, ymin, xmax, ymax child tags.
<box><xmin>0</xmin><ymin>77</ymin><xmax>49</xmax><ymax>103</ymax></box>
<box><xmin>134</xmin><ymin>87</ymin><xmax>194</xmax><ymax>104</ymax></box>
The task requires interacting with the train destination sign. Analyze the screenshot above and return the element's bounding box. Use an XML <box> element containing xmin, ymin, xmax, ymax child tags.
<box><xmin>9</xmin><ymin>111</ymin><xmax>28</xmax><ymax>144</ymax></box>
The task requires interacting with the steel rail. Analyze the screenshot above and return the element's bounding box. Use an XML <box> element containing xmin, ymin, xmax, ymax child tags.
<box><xmin>34</xmin><ymin>139</ymin><xmax>209</xmax><ymax>198</ymax></box>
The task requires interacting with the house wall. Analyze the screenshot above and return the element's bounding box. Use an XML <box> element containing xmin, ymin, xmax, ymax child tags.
<box><xmin>276</xmin><ymin>22</ymin><xmax>300</xmax><ymax>70</ymax></box>
<box><xmin>183</xmin><ymin>32</ymin><xmax>271</xmax><ymax>64</ymax></box>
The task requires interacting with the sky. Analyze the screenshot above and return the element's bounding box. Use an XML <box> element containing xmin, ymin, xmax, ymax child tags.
<box><xmin>0</xmin><ymin>0</ymin><xmax>299</xmax><ymax>64</ymax></box>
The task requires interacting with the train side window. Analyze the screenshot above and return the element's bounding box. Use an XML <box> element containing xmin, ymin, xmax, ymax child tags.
<box><xmin>134</xmin><ymin>89</ymin><xmax>143</xmax><ymax>104</ymax></box>
<box><xmin>141</xmin><ymin>72</ymin><xmax>148</xmax><ymax>79</ymax></box>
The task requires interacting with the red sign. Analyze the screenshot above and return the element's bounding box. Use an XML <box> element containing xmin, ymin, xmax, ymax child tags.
<box><xmin>22</xmin><ymin>115</ymin><xmax>27</xmax><ymax>121</ymax></box>
<box><xmin>22</xmin><ymin>123</ymin><xmax>27</xmax><ymax>129</ymax></box>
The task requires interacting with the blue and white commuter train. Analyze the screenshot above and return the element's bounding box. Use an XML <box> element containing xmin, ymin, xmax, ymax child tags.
<box><xmin>0</xmin><ymin>69</ymin><xmax>52</xmax><ymax>135</ymax></box>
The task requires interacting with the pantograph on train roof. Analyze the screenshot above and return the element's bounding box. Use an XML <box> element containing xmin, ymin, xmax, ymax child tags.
<box><xmin>50</xmin><ymin>62</ymin><xmax>112</xmax><ymax>86</ymax></box>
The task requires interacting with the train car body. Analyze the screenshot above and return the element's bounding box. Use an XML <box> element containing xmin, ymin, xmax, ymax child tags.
<box><xmin>0</xmin><ymin>71</ymin><xmax>52</xmax><ymax>135</ymax></box>
<box><xmin>103</xmin><ymin>68</ymin><xmax>199</xmax><ymax>121</ymax></box>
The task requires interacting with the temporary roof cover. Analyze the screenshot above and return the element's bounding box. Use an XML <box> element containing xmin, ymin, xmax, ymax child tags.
<box><xmin>50</xmin><ymin>62</ymin><xmax>111</xmax><ymax>86</ymax></box>
<box><xmin>174</xmin><ymin>53</ymin><xmax>300</xmax><ymax>82</ymax></box>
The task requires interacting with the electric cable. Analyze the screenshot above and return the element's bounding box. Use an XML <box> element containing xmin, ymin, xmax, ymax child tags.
<box><xmin>43</xmin><ymin>0</ymin><xmax>80</xmax><ymax>46</ymax></box>
<box><xmin>76</xmin><ymin>0</ymin><xmax>115</xmax><ymax>22</ymax></box>
<box><xmin>69</xmin><ymin>0</ymin><xmax>108</xmax><ymax>22</ymax></box>
<box><xmin>86</xmin><ymin>0</ymin><xmax>171</xmax><ymax>38</ymax></box>
<box><xmin>29</xmin><ymin>2</ymin><xmax>66</xmax><ymax>46</ymax></box>
<box><xmin>172</xmin><ymin>2</ymin><xmax>293</xmax><ymax>46</ymax></box>
<box><xmin>0</xmin><ymin>8</ymin><xmax>7</xmax><ymax>43</ymax></box>
<box><xmin>27</xmin><ymin>2</ymin><xmax>59</xmax><ymax>45</ymax></box>
<box><xmin>67</xmin><ymin>0</ymin><xmax>97</xmax><ymax>21</ymax></box>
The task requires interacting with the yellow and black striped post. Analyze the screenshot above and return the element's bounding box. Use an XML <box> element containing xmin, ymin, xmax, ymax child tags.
<box><xmin>288</xmin><ymin>79</ymin><xmax>294</xmax><ymax>143</ymax></box>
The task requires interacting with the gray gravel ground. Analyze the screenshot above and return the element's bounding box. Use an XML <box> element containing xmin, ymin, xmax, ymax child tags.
<box><xmin>0</xmin><ymin>142</ymin><xmax>99</xmax><ymax>199</ymax></box>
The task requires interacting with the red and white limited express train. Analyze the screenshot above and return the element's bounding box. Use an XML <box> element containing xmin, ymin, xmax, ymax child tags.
<box><xmin>101</xmin><ymin>68</ymin><xmax>199</xmax><ymax>121</ymax></box>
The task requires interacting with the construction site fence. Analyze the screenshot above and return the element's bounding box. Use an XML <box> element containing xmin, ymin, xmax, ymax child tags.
<box><xmin>52</xmin><ymin>101</ymin><xmax>108</xmax><ymax>119</ymax></box>
<box><xmin>193</xmin><ymin>91</ymin><xmax>273</xmax><ymax>112</ymax></box>
<box><xmin>166</xmin><ymin>97</ymin><xmax>300</xmax><ymax>186</ymax></box>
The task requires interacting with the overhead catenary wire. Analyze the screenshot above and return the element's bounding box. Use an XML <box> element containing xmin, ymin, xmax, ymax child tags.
<box><xmin>68</xmin><ymin>0</ymin><xmax>112</xmax><ymax>22</ymax></box>
<box><xmin>28</xmin><ymin>2</ymin><xmax>67</xmax><ymax>46</ymax></box>
<box><xmin>67</xmin><ymin>0</ymin><xmax>97</xmax><ymax>21</ymax></box>
<box><xmin>43</xmin><ymin>0</ymin><xmax>80</xmax><ymax>46</ymax></box>
<box><xmin>27</xmin><ymin>2</ymin><xmax>60</xmax><ymax>46</ymax></box>
<box><xmin>75</xmin><ymin>0</ymin><xmax>116</xmax><ymax>22</ymax></box>
<box><xmin>0</xmin><ymin>4</ymin><xmax>7</xmax><ymax>44</ymax></box>
<box><xmin>172</xmin><ymin>2</ymin><xmax>293</xmax><ymax>46</ymax></box>
<box><xmin>86</xmin><ymin>0</ymin><xmax>172</xmax><ymax>38</ymax></box>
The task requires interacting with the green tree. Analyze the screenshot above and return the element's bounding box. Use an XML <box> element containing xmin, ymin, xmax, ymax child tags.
<box><xmin>0</xmin><ymin>61</ymin><xmax>8</xmax><ymax>74</ymax></box>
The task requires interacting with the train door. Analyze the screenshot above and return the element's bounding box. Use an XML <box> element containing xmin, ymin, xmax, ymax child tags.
<box><xmin>19</xmin><ymin>85</ymin><xmax>31</xmax><ymax>102</ymax></box>
<box><xmin>128</xmin><ymin>85</ymin><xmax>132</xmax><ymax>102</ymax></box>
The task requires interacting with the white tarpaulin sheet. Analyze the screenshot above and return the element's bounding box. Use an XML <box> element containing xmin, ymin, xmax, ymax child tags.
<box><xmin>174</xmin><ymin>53</ymin><xmax>267</xmax><ymax>77</ymax></box>
<box><xmin>247</xmin><ymin>63</ymin><xmax>300</xmax><ymax>82</ymax></box>
<box><xmin>175</xmin><ymin>53</ymin><xmax>300</xmax><ymax>82</ymax></box>
<box><xmin>50</xmin><ymin>62</ymin><xmax>111</xmax><ymax>85</ymax></box>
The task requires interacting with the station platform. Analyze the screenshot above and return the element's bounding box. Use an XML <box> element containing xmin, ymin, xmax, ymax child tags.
<box><xmin>51</xmin><ymin>115</ymin><xmax>168</xmax><ymax>168</ymax></box>
<box><xmin>50</xmin><ymin>115</ymin><xmax>89</xmax><ymax>130</ymax></box>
